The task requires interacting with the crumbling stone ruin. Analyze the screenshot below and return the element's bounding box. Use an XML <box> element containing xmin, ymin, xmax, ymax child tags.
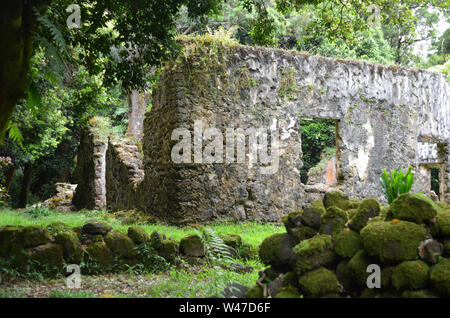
<box><xmin>72</xmin><ymin>38</ymin><xmax>450</xmax><ymax>224</ymax></box>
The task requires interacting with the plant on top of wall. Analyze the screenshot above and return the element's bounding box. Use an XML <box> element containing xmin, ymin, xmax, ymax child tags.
<box><xmin>380</xmin><ymin>166</ymin><xmax>414</xmax><ymax>204</ymax></box>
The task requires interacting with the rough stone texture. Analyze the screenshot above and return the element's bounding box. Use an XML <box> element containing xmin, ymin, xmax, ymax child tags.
<box><xmin>72</xmin><ymin>127</ymin><xmax>108</xmax><ymax>210</ymax></box>
<box><xmin>138</xmin><ymin>40</ymin><xmax>449</xmax><ymax>223</ymax></box>
<box><xmin>73</xmin><ymin>39</ymin><xmax>450</xmax><ymax>223</ymax></box>
<box><xmin>36</xmin><ymin>183</ymin><xmax>77</xmax><ymax>212</ymax></box>
<box><xmin>105</xmin><ymin>138</ymin><xmax>144</xmax><ymax>211</ymax></box>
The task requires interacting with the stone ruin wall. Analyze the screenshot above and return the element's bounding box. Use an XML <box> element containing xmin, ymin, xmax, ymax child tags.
<box><xmin>73</xmin><ymin>40</ymin><xmax>450</xmax><ymax>224</ymax></box>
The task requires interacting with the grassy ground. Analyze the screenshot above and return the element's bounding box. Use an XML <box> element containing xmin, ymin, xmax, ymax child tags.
<box><xmin>0</xmin><ymin>208</ymin><xmax>283</xmax><ymax>246</ymax></box>
<box><xmin>0</xmin><ymin>208</ymin><xmax>283</xmax><ymax>298</ymax></box>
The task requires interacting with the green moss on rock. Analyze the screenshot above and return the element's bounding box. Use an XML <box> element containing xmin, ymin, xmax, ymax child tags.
<box><xmin>334</xmin><ymin>229</ymin><xmax>362</xmax><ymax>258</ymax></box>
<box><xmin>348</xmin><ymin>250</ymin><xmax>372</xmax><ymax>288</ymax></box>
<box><xmin>259</xmin><ymin>233</ymin><xmax>295</xmax><ymax>269</ymax></box>
<box><xmin>360</xmin><ymin>220</ymin><xmax>426</xmax><ymax>263</ymax></box>
<box><xmin>443</xmin><ymin>240</ymin><xmax>450</xmax><ymax>257</ymax></box>
<box><xmin>294</xmin><ymin>234</ymin><xmax>335</xmax><ymax>275</ymax></box>
<box><xmin>180</xmin><ymin>234</ymin><xmax>205</xmax><ymax>257</ymax></box>
<box><xmin>430</xmin><ymin>209</ymin><xmax>450</xmax><ymax>239</ymax></box>
<box><xmin>22</xmin><ymin>225</ymin><xmax>51</xmax><ymax>247</ymax></box>
<box><xmin>157</xmin><ymin>239</ymin><xmax>179</xmax><ymax>263</ymax></box>
<box><xmin>55</xmin><ymin>230</ymin><xmax>84</xmax><ymax>264</ymax></box>
<box><xmin>274</xmin><ymin>286</ymin><xmax>302</xmax><ymax>298</ymax></box>
<box><xmin>323</xmin><ymin>191</ymin><xmax>352</xmax><ymax>210</ymax></box>
<box><xmin>430</xmin><ymin>258</ymin><xmax>450</xmax><ymax>297</ymax></box>
<box><xmin>387</xmin><ymin>193</ymin><xmax>439</xmax><ymax>224</ymax></box>
<box><xmin>349</xmin><ymin>198</ymin><xmax>380</xmax><ymax>232</ymax></box>
<box><xmin>26</xmin><ymin>243</ymin><xmax>64</xmax><ymax>275</ymax></box>
<box><xmin>85</xmin><ymin>241</ymin><xmax>114</xmax><ymax>269</ymax></box>
<box><xmin>298</xmin><ymin>267</ymin><xmax>339</xmax><ymax>297</ymax></box>
<box><xmin>245</xmin><ymin>285</ymin><xmax>264</xmax><ymax>298</ymax></box>
<box><xmin>221</xmin><ymin>233</ymin><xmax>242</xmax><ymax>249</ymax></box>
<box><xmin>82</xmin><ymin>221</ymin><xmax>112</xmax><ymax>235</ymax></box>
<box><xmin>290</xmin><ymin>226</ymin><xmax>317</xmax><ymax>243</ymax></box>
<box><xmin>391</xmin><ymin>260</ymin><xmax>429</xmax><ymax>290</ymax></box>
<box><xmin>127</xmin><ymin>226</ymin><xmax>150</xmax><ymax>245</ymax></box>
<box><xmin>282</xmin><ymin>210</ymin><xmax>303</xmax><ymax>234</ymax></box>
<box><xmin>320</xmin><ymin>206</ymin><xmax>348</xmax><ymax>236</ymax></box>
<box><xmin>104</xmin><ymin>230</ymin><xmax>137</xmax><ymax>259</ymax></box>
<box><xmin>0</xmin><ymin>226</ymin><xmax>22</xmax><ymax>255</ymax></box>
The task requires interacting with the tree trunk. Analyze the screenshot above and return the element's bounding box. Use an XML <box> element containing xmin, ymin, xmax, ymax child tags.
<box><xmin>4</xmin><ymin>165</ymin><xmax>15</xmax><ymax>194</ymax></box>
<box><xmin>18</xmin><ymin>162</ymin><xmax>32</xmax><ymax>208</ymax></box>
<box><xmin>125</xmin><ymin>89</ymin><xmax>150</xmax><ymax>141</ymax></box>
<box><xmin>0</xmin><ymin>0</ymin><xmax>51</xmax><ymax>142</ymax></box>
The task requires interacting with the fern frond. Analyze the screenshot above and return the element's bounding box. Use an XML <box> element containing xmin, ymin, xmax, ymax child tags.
<box><xmin>7</xmin><ymin>121</ymin><xmax>24</xmax><ymax>147</ymax></box>
<box><xmin>202</xmin><ymin>227</ymin><xmax>234</xmax><ymax>262</ymax></box>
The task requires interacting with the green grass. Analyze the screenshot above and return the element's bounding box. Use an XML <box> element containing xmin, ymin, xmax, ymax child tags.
<box><xmin>0</xmin><ymin>208</ymin><xmax>283</xmax><ymax>247</ymax></box>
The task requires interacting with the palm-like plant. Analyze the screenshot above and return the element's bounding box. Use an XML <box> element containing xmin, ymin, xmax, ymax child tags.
<box><xmin>380</xmin><ymin>166</ymin><xmax>414</xmax><ymax>204</ymax></box>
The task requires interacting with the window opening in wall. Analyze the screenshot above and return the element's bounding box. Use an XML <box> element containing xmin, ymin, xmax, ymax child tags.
<box><xmin>300</xmin><ymin>119</ymin><xmax>338</xmax><ymax>186</ymax></box>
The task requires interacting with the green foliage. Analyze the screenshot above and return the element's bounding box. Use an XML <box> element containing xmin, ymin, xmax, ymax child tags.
<box><xmin>201</xmin><ymin>227</ymin><xmax>234</xmax><ymax>264</ymax></box>
<box><xmin>134</xmin><ymin>242</ymin><xmax>171</xmax><ymax>273</ymax></box>
<box><xmin>380</xmin><ymin>166</ymin><xmax>414</xmax><ymax>204</ymax></box>
<box><xmin>25</xmin><ymin>205</ymin><xmax>52</xmax><ymax>219</ymax></box>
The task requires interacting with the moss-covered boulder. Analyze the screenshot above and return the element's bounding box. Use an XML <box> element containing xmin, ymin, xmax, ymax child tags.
<box><xmin>430</xmin><ymin>258</ymin><xmax>450</xmax><ymax>297</ymax></box>
<box><xmin>82</xmin><ymin>221</ymin><xmax>112</xmax><ymax>235</ymax></box>
<box><xmin>104</xmin><ymin>230</ymin><xmax>136</xmax><ymax>259</ymax></box>
<box><xmin>333</xmin><ymin>229</ymin><xmax>362</xmax><ymax>258</ymax></box>
<box><xmin>387</xmin><ymin>193</ymin><xmax>439</xmax><ymax>224</ymax></box>
<box><xmin>85</xmin><ymin>241</ymin><xmax>114</xmax><ymax>269</ymax></box>
<box><xmin>336</xmin><ymin>259</ymin><xmax>357</xmax><ymax>292</ymax></box>
<box><xmin>180</xmin><ymin>234</ymin><xmax>205</xmax><ymax>257</ymax></box>
<box><xmin>319</xmin><ymin>206</ymin><xmax>348</xmax><ymax>236</ymax></box>
<box><xmin>294</xmin><ymin>234</ymin><xmax>336</xmax><ymax>275</ymax></box>
<box><xmin>323</xmin><ymin>191</ymin><xmax>352</xmax><ymax>210</ymax></box>
<box><xmin>298</xmin><ymin>267</ymin><xmax>339</xmax><ymax>297</ymax></box>
<box><xmin>349</xmin><ymin>198</ymin><xmax>380</xmax><ymax>232</ymax></box>
<box><xmin>347</xmin><ymin>209</ymin><xmax>358</xmax><ymax>220</ymax></box>
<box><xmin>26</xmin><ymin>243</ymin><xmax>64</xmax><ymax>274</ymax></box>
<box><xmin>290</xmin><ymin>226</ymin><xmax>317</xmax><ymax>243</ymax></box>
<box><xmin>430</xmin><ymin>209</ymin><xmax>450</xmax><ymax>239</ymax></box>
<box><xmin>347</xmin><ymin>250</ymin><xmax>373</xmax><ymax>288</ymax></box>
<box><xmin>221</xmin><ymin>233</ymin><xmax>242</xmax><ymax>249</ymax></box>
<box><xmin>259</xmin><ymin>233</ymin><xmax>295</xmax><ymax>269</ymax></box>
<box><xmin>22</xmin><ymin>225</ymin><xmax>51</xmax><ymax>247</ymax></box>
<box><xmin>0</xmin><ymin>225</ymin><xmax>22</xmax><ymax>255</ymax></box>
<box><xmin>274</xmin><ymin>286</ymin><xmax>302</xmax><ymax>298</ymax></box>
<box><xmin>55</xmin><ymin>230</ymin><xmax>84</xmax><ymax>264</ymax></box>
<box><xmin>127</xmin><ymin>226</ymin><xmax>150</xmax><ymax>245</ymax></box>
<box><xmin>443</xmin><ymin>240</ymin><xmax>450</xmax><ymax>257</ymax></box>
<box><xmin>157</xmin><ymin>239</ymin><xmax>179</xmax><ymax>263</ymax></box>
<box><xmin>301</xmin><ymin>200</ymin><xmax>326</xmax><ymax>229</ymax></box>
<box><xmin>282</xmin><ymin>210</ymin><xmax>303</xmax><ymax>234</ymax></box>
<box><xmin>360</xmin><ymin>220</ymin><xmax>426</xmax><ymax>263</ymax></box>
<box><xmin>245</xmin><ymin>285</ymin><xmax>264</xmax><ymax>298</ymax></box>
<box><xmin>391</xmin><ymin>260</ymin><xmax>429</xmax><ymax>290</ymax></box>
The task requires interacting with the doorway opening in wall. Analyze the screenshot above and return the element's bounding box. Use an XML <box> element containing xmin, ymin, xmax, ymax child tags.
<box><xmin>300</xmin><ymin>119</ymin><xmax>338</xmax><ymax>186</ymax></box>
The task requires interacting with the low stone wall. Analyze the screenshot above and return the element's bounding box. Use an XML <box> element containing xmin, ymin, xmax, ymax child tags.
<box><xmin>246</xmin><ymin>191</ymin><xmax>450</xmax><ymax>298</ymax></box>
<box><xmin>0</xmin><ymin>220</ymin><xmax>254</xmax><ymax>277</ymax></box>
<box><xmin>105</xmin><ymin>138</ymin><xmax>144</xmax><ymax>212</ymax></box>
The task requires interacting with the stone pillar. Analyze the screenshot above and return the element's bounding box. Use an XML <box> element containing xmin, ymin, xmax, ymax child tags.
<box><xmin>72</xmin><ymin>128</ymin><xmax>108</xmax><ymax>210</ymax></box>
